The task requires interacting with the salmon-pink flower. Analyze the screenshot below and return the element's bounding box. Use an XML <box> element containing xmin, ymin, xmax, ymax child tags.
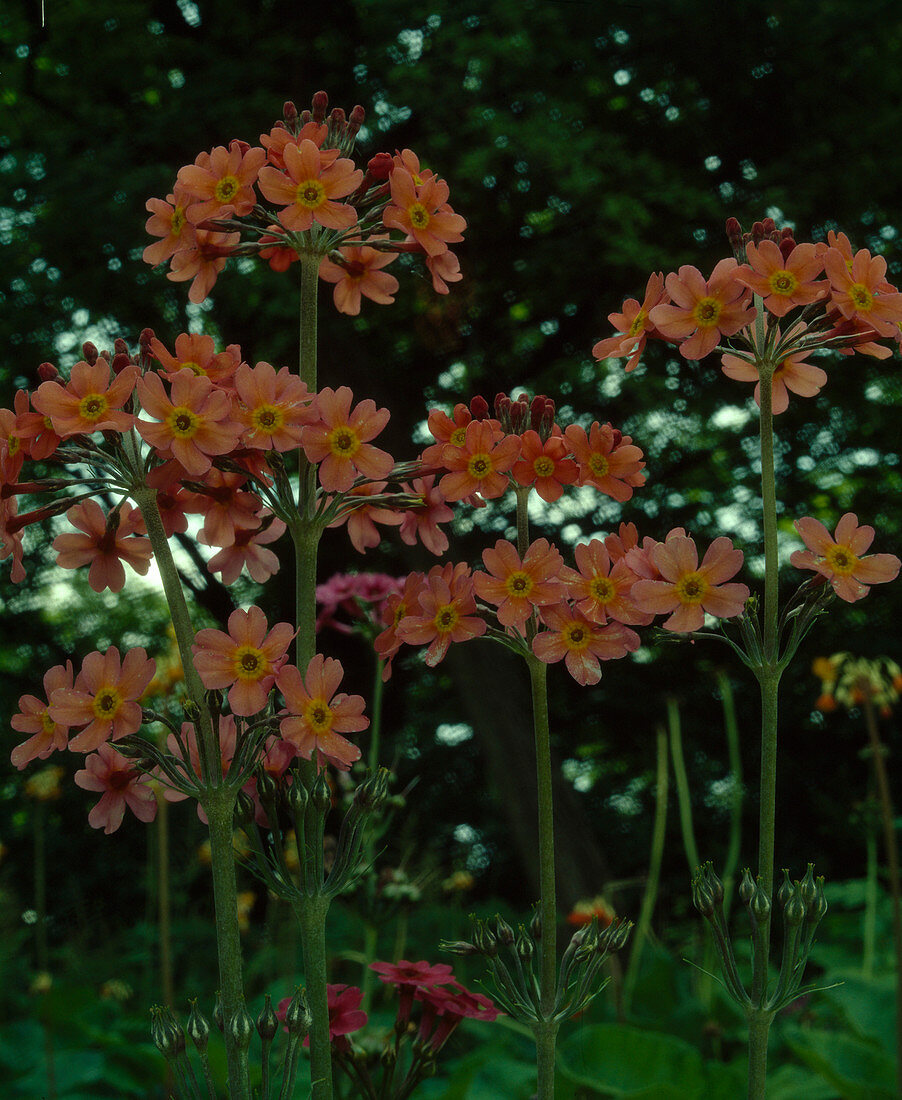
<box><xmin>162</xmin><ymin>716</ymin><xmax>239</xmax><ymax>822</ymax></box>
<box><xmin>74</xmin><ymin>743</ymin><xmax>157</xmax><ymax>834</ymax></box>
<box><xmin>32</xmin><ymin>360</ymin><xmax>138</xmax><ymax>437</ymax></box>
<box><xmin>592</xmin><ymin>272</ymin><xmax>667</xmax><ymax>372</ymax></box>
<box><xmin>50</xmin><ymin>646</ymin><xmax>156</xmax><ymax>753</ymax></box>
<box><xmin>823</xmin><ymin>247</ymin><xmax>902</xmax><ymax>337</ymax></box>
<box><xmin>276</xmin><ymin>984</ymin><xmax>367</xmax><ymax>1051</ymax></box>
<box><xmin>319</xmin><ymin>243</ymin><xmax>400</xmax><ymax>315</ymax></box>
<box><xmin>790</xmin><ymin>513</ymin><xmax>900</xmax><ymax>602</ymax></box>
<box><xmin>438</xmin><ymin>420</ymin><xmax>520</xmax><ymax>502</ymax></box>
<box><xmin>136</xmin><ymin>368</ymin><xmax>243</xmax><ymax>476</ymax></box>
<box><xmin>426</xmin><ymin>249</ymin><xmax>463</xmax><ymax>295</ymax></box>
<box><xmin>302</xmin><ymin>386</ymin><xmax>394</xmax><ymax>493</ymax></box>
<box><xmin>53</xmin><ymin>500</ymin><xmax>153</xmax><ymax>593</ymax></box>
<box><xmin>177</xmin><ymin>141</ymin><xmax>266</xmax><ymax>225</ymax></box>
<box><xmin>383</xmin><ymin>167</ymin><xmax>466</xmax><ymax>257</ymax></box>
<box><xmin>257</xmin><ymin>139</ymin><xmax>362</xmax><ymax>233</ymax></box>
<box><xmin>532</xmin><ymin>603</ymin><xmax>639</xmax><ymax>686</ymax></box>
<box><xmin>563</xmin><ymin>422</ymin><xmax>646</xmax><ymax>502</ymax></box>
<box><xmin>150</xmin><ymin>333</ymin><xmax>242</xmax><ymax>386</ymax></box>
<box><xmin>233</xmin><ymin>361</ymin><xmax>314</xmax><ymax>451</ymax></box>
<box><xmin>205</xmin><ymin>515</ymin><xmax>286</xmax><ymax>585</ymax></box>
<box><xmin>650</xmin><ymin>259</ymin><xmax>756</xmax><ymax>360</ymax></box>
<box><xmin>193</xmin><ymin>606</ymin><xmax>294</xmax><ymax>716</ymax></box>
<box><xmin>11</xmin><ymin>662</ymin><xmax>75</xmax><ymax>769</ymax></box>
<box><xmin>474</xmin><ymin>538</ymin><xmax>565</xmax><ymax>628</ymax></box>
<box><xmin>396</xmin><ymin>564</ymin><xmax>486</xmax><ymax>666</ymax></box>
<box><xmin>181</xmin><ymin>468</ymin><xmax>262</xmax><ymax>549</ymax></box>
<box><xmin>631</xmin><ymin>534</ymin><xmax>749</xmax><ymax>633</ymax></box>
<box><xmin>326</xmin><ymin>482</ymin><xmax>403</xmax><ymax>554</ymax></box>
<box><xmin>143</xmin><ymin>185</ymin><xmax>198</xmax><ymax>266</ymax></box>
<box><xmin>511</xmin><ymin>431</ymin><xmax>578</xmax><ymax>503</ymax></box>
<box><xmin>5</xmin><ymin>387</ymin><xmax>59</xmax><ymax>463</ymax></box>
<box><xmin>398</xmin><ymin>475</ymin><xmax>454</xmax><ymax>556</ymax></box>
<box><xmin>734</xmin><ymin>241</ymin><xmax>826</xmax><ymax>317</ymax></box>
<box><xmin>278</xmin><ymin>655</ymin><xmax>366</xmax><ymax>771</ymax></box>
<box><xmin>720</xmin><ymin>351</ymin><xmax>828</xmax><ymax>414</ymax></box>
<box><xmin>260</xmin><ymin>120</ymin><xmax>327</xmax><ymax>170</ymax></box>
<box><xmin>374</xmin><ymin>572</ymin><xmax>427</xmax><ymax>678</ymax></box>
<box><xmin>166</xmin><ymin>228</ymin><xmax>240</xmax><ymax>304</ymax></box>
<box><xmin>421</xmin><ymin>404</ymin><xmax>475</xmax><ymax>469</ymax></box>
<box><xmin>563</xmin><ymin>540</ymin><xmax>652</xmax><ymax>626</ymax></box>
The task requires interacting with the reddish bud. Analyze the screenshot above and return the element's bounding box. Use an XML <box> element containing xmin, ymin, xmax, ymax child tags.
<box><xmin>82</xmin><ymin>342</ymin><xmax>99</xmax><ymax>365</ymax></box>
<box><xmin>283</xmin><ymin>100</ymin><xmax>298</xmax><ymax>124</ymax></box>
<box><xmin>762</xmin><ymin>217</ymin><xmax>776</xmax><ymax>237</ymax></box>
<box><xmin>114</xmin><ymin>338</ymin><xmax>130</xmax><ymax>356</ymax></box>
<box><xmin>139</xmin><ymin>328</ymin><xmax>155</xmax><ymax>350</ymax></box>
<box><xmin>329</xmin><ymin>107</ymin><xmax>346</xmax><ymax>128</ymax></box>
<box><xmin>111</xmin><ymin>352</ymin><xmax>132</xmax><ymax>375</ymax></box>
<box><xmin>229</xmin><ymin>138</ymin><xmax>250</xmax><ymax>157</ymax></box>
<box><xmin>470</xmin><ymin>395</ymin><xmax>490</xmax><ymax>420</ymax></box>
<box><xmin>37</xmin><ymin>362</ymin><xmax>59</xmax><ymax>381</ymax></box>
<box><xmin>348</xmin><ymin>105</ymin><xmax>366</xmax><ymax>134</ymax></box>
<box><xmin>529</xmin><ymin>395</ymin><xmax>546</xmax><ymax>432</ymax></box>
<box><xmin>311</xmin><ymin>91</ymin><xmax>329</xmax><ymax>123</ymax></box>
<box><xmin>367</xmin><ymin>152</ymin><xmax>394</xmax><ymax>180</ymax></box>
<box><xmin>725</xmin><ymin>217</ymin><xmax>742</xmax><ymax>248</ymax></box>
<box><xmin>778</xmin><ymin>236</ymin><xmax>796</xmax><ymax>261</ymax></box>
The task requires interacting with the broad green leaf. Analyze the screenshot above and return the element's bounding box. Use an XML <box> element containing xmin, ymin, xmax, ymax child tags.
<box><xmin>788</xmin><ymin>1027</ymin><xmax>897</xmax><ymax>1099</ymax></box>
<box><xmin>557</xmin><ymin>1024</ymin><xmax>706</xmax><ymax>1097</ymax></box>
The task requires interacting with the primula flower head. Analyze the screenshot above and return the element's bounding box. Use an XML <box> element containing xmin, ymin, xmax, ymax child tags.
<box><xmin>790</xmin><ymin>513</ymin><xmax>900</xmax><ymax>602</ymax></box>
<box><xmin>563</xmin><ymin>422</ymin><xmax>646</xmax><ymax>502</ymax></box>
<box><xmin>258</xmin><ymin>139</ymin><xmax>362</xmax><ymax>233</ymax></box>
<box><xmin>649</xmin><ymin>259</ymin><xmax>756</xmax><ymax>360</ymax></box>
<box><xmin>511</xmin><ymin>431</ymin><xmax>578</xmax><ymax>503</ymax></box>
<box><xmin>438</xmin><ymin>420</ymin><xmax>520</xmax><ymax>502</ymax></box>
<box><xmin>233</xmin><ymin>361</ymin><xmax>314</xmax><ymax>451</ymax></box>
<box><xmin>277</xmin><ymin>655</ymin><xmax>367</xmax><ymax>771</ymax></box>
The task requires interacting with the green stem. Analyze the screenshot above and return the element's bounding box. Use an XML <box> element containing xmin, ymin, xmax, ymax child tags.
<box><xmin>623</xmin><ymin>725</ymin><xmax>669</xmax><ymax>1015</ymax></box>
<box><xmin>299</xmin><ymin>252</ymin><xmax>319</xmax><ymax>389</ymax></box>
<box><xmin>360</xmin><ymin>655</ymin><xmax>385</xmax><ymax>1011</ymax></box>
<box><xmin>863</xmin><ymin>827</ymin><xmax>878</xmax><ymax>979</ymax></box>
<box><xmin>157</xmin><ymin>791</ymin><xmax>174</xmax><ymax>1007</ymax></box>
<box><xmin>747</xmin><ymin>1008</ymin><xmax>774</xmax><ymax>1100</ymax></box>
<box><xmin>715</xmin><ymin>670</ymin><xmax>743</xmax><ymax>918</ymax></box>
<box><xmin>293</xmin><ymin>896</ymin><xmax>332</xmax><ymax>1100</ymax></box>
<box><xmin>667</xmin><ymin>697</ymin><xmax>700</xmax><ymax>872</ymax></box>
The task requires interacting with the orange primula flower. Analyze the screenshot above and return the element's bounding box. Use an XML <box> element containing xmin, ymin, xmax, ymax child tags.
<box><xmin>396</xmin><ymin>564</ymin><xmax>486</xmax><ymax>666</ymax></box>
<box><xmin>53</xmin><ymin>500</ymin><xmax>153</xmax><ymax>594</ymax></box>
<box><xmin>74</xmin><ymin>744</ymin><xmax>157</xmax><ymax>834</ymax></box>
<box><xmin>143</xmin><ymin>185</ymin><xmax>197</xmax><ymax>266</ymax></box>
<box><xmin>232</xmin><ymin>361</ymin><xmax>314</xmax><ymax>451</ymax></box>
<box><xmin>532</xmin><ymin>603</ymin><xmax>638</xmax><ymax>686</ymax></box>
<box><xmin>278</xmin><ymin>655</ymin><xmax>367</xmax><ymax>771</ymax></box>
<box><xmin>32</xmin><ymin>360</ymin><xmax>138</xmax><ymax>437</ymax></box>
<box><xmin>631</xmin><ymin>534</ymin><xmax>749</xmax><ymax>633</ymax></box>
<box><xmin>10</xmin><ymin>661</ymin><xmax>75</xmax><ymax>769</ymax></box>
<box><xmin>592</xmin><ymin>272</ymin><xmax>667</xmax><ymax>372</ymax></box>
<box><xmin>650</xmin><ymin>259</ymin><xmax>756</xmax><ymax>360</ymax></box>
<box><xmin>720</xmin><ymin>351</ymin><xmax>828</xmax><ymax>414</ymax></box>
<box><xmin>823</xmin><ymin>247</ymin><xmax>902</xmax><ymax>338</ymax></box>
<box><xmin>421</xmin><ymin>403</ymin><xmax>475</xmax><ymax>469</ymax></box>
<box><xmin>474</xmin><ymin>538</ymin><xmax>565</xmax><ymax>629</ymax></box>
<box><xmin>563</xmin><ymin>539</ymin><xmax>652</xmax><ymax>626</ymax></box>
<box><xmin>563</xmin><ymin>422</ymin><xmax>646</xmax><ymax>502</ymax></box>
<box><xmin>790</xmin><ymin>513</ymin><xmax>900</xmax><ymax>602</ymax></box>
<box><xmin>382</xmin><ymin>157</ymin><xmax>466</xmax><ymax>257</ymax></box>
<box><xmin>302</xmin><ymin>386</ymin><xmax>394</xmax><ymax>493</ymax></box>
<box><xmin>319</xmin><ymin>242</ymin><xmax>400</xmax><ymax>316</ymax></box>
<box><xmin>734</xmin><ymin>241</ymin><xmax>826</xmax><ymax>317</ymax></box>
<box><xmin>49</xmin><ymin>646</ymin><xmax>156</xmax><ymax>753</ymax></box>
<box><xmin>257</xmin><ymin>139</ymin><xmax>362</xmax><ymax>233</ymax></box>
<box><xmin>511</xmin><ymin>431</ymin><xmax>578</xmax><ymax>503</ymax></box>
<box><xmin>166</xmin><ymin>228</ymin><xmax>240</xmax><ymax>304</ymax></box>
<box><xmin>177</xmin><ymin>141</ymin><xmax>266</xmax><ymax>225</ymax></box>
<box><xmin>149</xmin><ymin>333</ymin><xmax>242</xmax><ymax>386</ymax></box>
<box><xmin>438</xmin><ymin>420</ymin><xmax>520</xmax><ymax>502</ymax></box>
<box><xmin>192</xmin><ymin>605</ymin><xmax>294</xmax><ymax>717</ymax></box>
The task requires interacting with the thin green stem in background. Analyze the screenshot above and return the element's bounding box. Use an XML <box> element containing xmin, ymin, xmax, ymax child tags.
<box><xmin>667</xmin><ymin>697</ymin><xmax>700</xmax><ymax>873</ymax></box>
<box><xmin>863</xmin><ymin>827</ymin><xmax>878</xmax><ymax>980</ymax></box>
<box><xmin>715</xmin><ymin>669</ymin><xmax>743</xmax><ymax>917</ymax></box>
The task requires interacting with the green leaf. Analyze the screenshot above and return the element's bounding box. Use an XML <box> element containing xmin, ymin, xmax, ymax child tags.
<box><xmin>788</xmin><ymin>1027</ymin><xmax>897</xmax><ymax>1099</ymax></box>
<box><xmin>819</xmin><ymin>971</ymin><xmax>896</xmax><ymax>1053</ymax></box>
<box><xmin>557</xmin><ymin>1024</ymin><xmax>707</xmax><ymax>1098</ymax></box>
<box><xmin>767</xmin><ymin>1064</ymin><xmax>839</xmax><ymax>1099</ymax></box>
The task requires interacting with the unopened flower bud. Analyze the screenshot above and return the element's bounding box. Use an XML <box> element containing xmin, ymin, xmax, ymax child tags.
<box><xmin>725</xmin><ymin>217</ymin><xmax>742</xmax><ymax>248</ymax></box>
<box><xmin>283</xmin><ymin>100</ymin><xmax>298</xmax><ymax>124</ymax></box>
<box><xmin>187</xmin><ymin>998</ymin><xmax>211</xmax><ymax>1052</ymax></box>
<box><xmin>494</xmin><ymin>914</ymin><xmax>515</xmax><ymax>946</ymax></box>
<box><xmin>256</xmin><ymin>769</ymin><xmax>278</xmax><ymax>802</ymax></box>
<box><xmin>286</xmin><ymin>777</ymin><xmax>308</xmax><ymax>815</ymax></box>
<box><xmin>439</xmin><ymin>939</ymin><xmax>479</xmax><ymax>956</ymax></box>
<box><xmin>783</xmin><ymin>884</ymin><xmax>806</xmax><ymax>928</ymax></box>
<box><xmin>529</xmin><ymin>908</ymin><xmax>542</xmax><ymax>941</ymax></box>
<box><xmin>256</xmin><ymin>994</ymin><xmax>278</xmax><ymax>1041</ymax></box>
<box><xmin>470</xmin><ymin>395</ymin><xmax>490</xmax><ymax>420</ymax></box>
<box><xmin>515</xmin><ymin>926</ymin><xmax>534</xmax><ymax>961</ymax></box>
<box><xmin>82</xmin><ymin>341</ymin><xmax>99</xmax><ymax>365</ymax></box>
<box><xmin>751</xmin><ymin>880</ymin><xmax>771</xmax><ymax>924</ymax></box>
<box><xmin>311</xmin><ymin>772</ymin><xmax>331</xmax><ymax>815</ymax></box>
<box><xmin>806</xmin><ymin>877</ymin><xmax>828</xmax><ymax>925</ymax></box>
<box><xmin>366</xmin><ymin>152</ymin><xmax>393</xmax><ymax>180</ymax></box>
<box><xmin>113</xmin><ymin>337</ymin><xmax>129</xmax><ymax>356</ymax></box>
<box><xmin>692</xmin><ymin>869</ymin><xmax>715</xmax><ymax>918</ymax></box>
<box><xmin>312</xmin><ymin>91</ymin><xmax>329</xmax><ymax>123</ymax></box>
<box><xmin>798</xmin><ymin>864</ymin><xmax>817</xmax><ymax>908</ymax></box>
<box><xmin>607</xmin><ymin>919</ymin><xmax>633</xmax><ymax>952</ymax></box>
<box><xmin>472</xmin><ymin>919</ymin><xmax>498</xmax><ymax>957</ymax></box>
<box><xmin>284</xmin><ymin>988</ymin><xmax>311</xmax><ymax>1037</ymax></box>
<box><xmin>330</xmin><ymin>107</ymin><xmax>346</xmax><ymax>128</ymax></box>
<box><xmin>228</xmin><ymin>1003</ymin><xmax>254</xmax><ymax>1050</ymax></box>
<box><xmin>38</xmin><ymin>362</ymin><xmax>59</xmax><ymax>381</ymax></box>
<box><xmin>738</xmin><ymin>868</ymin><xmax>755</xmax><ymax>906</ymax></box>
<box><xmin>235</xmin><ymin>790</ymin><xmax>256</xmax><ymax>825</ymax></box>
<box><xmin>348</xmin><ymin>104</ymin><xmax>366</xmax><ymax>135</ymax></box>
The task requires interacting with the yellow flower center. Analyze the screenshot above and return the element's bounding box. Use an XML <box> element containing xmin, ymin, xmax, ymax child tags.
<box><xmin>563</xmin><ymin>622</ymin><xmax>590</xmax><ymax>651</ymax></box>
<box><xmin>167</xmin><ymin>406</ymin><xmax>201</xmax><ymax>438</ymax></box>
<box><xmin>408</xmin><ymin>202</ymin><xmax>431</xmax><ymax>230</ymax></box>
<box><xmin>433</xmin><ymin>604</ymin><xmax>459</xmax><ymax>634</ymax></box>
<box><xmin>588</xmin><ymin>453</ymin><xmax>609</xmax><ymax>478</ymax></box>
<box><xmin>232</xmin><ymin>646</ymin><xmax>269</xmax><ymax>682</ymax></box>
<box><xmin>328</xmin><ymin>426</ymin><xmax>360</xmax><ymax>458</ymax></box>
<box><xmin>533</xmin><ymin>456</ymin><xmax>555</xmax><ymax>478</ymax></box>
<box><xmin>180</xmin><ymin>360</ymin><xmax>204</xmax><ymax>376</ymax></box>
<box><xmin>252</xmin><ymin>405</ymin><xmax>284</xmax><ymax>435</ymax></box>
<box><xmin>825</xmin><ymin>544</ymin><xmax>859</xmax><ymax>575</ymax></box>
<box><xmin>692</xmin><ymin>296</ymin><xmax>722</xmax><ymax>328</ymax></box>
<box><xmin>628</xmin><ymin>309</ymin><xmax>647</xmax><ymax>337</ymax></box>
<box><xmin>849</xmin><ymin>283</ymin><xmax>874</xmax><ymax>312</ymax></box>
<box><xmin>505</xmin><ymin>570</ymin><xmax>534</xmax><ymax>598</ymax></box>
<box><xmin>449</xmin><ymin>426</ymin><xmax>467</xmax><ymax>446</ymax></box>
<box><xmin>467</xmin><ymin>453</ymin><xmax>492</xmax><ymax>479</ymax></box>
<box><xmin>78</xmin><ymin>393</ymin><xmax>110</xmax><ymax>423</ymax></box>
<box><xmin>590</xmin><ymin>576</ymin><xmax>615</xmax><ymax>603</ymax></box>
<box><xmin>171</xmin><ymin>206</ymin><xmax>186</xmax><ymax>235</ymax></box>
<box><xmin>214</xmin><ymin>175</ymin><xmax>240</xmax><ymax>202</ymax></box>
<box><xmin>768</xmin><ymin>269</ymin><xmax>798</xmax><ymax>296</ymax></box>
<box><xmin>304</xmin><ymin>697</ymin><xmax>334</xmax><ymax>733</ymax></box>
<box><xmin>41</xmin><ymin>711</ymin><xmax>56</xmax><ymax>735</ymax></box>
<box><xmin>675</xmin><ymin>571</ymin><xmax>709</xmax><ymax>605</ymax></box>
<box><xmin>92</xmin><ymin>687</ymin><xmax>123</xmax><ymax>722</ymax></box>
<box><xmin>296</xmin><ymin>178</ymin><xmax>327</xmax><ymax>209</ymax></box>
<box><xmin>8</xmin><ymin>434</ymin><xmax>20</xmax><ymax>456</ymax></box>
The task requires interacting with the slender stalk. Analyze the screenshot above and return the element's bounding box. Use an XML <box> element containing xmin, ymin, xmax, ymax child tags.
<box><xmin>747</xmin><ymin>1009</ymin><xmax>774</xmax><ymax>1099</ymax></box>
<box><xmin>623</xmin><ymin>725</ymin><xmax>669</xmax><ymax>1015</ymax></box>
<box><xmin>292</xmin><ymin>896</ymin><xmax>332</xmax><ymax>1098</ymax></box>
<box><xmin>157</xmin><ymin>791</ymin><xmax>175</xmax><ymax>1006</ymax></box>
<box><xmin>861</xmin><ymin>690</ymin><xmax>902</xmax><ymax>1096</ymax></box>
<box><xmin>361</xmin><ymin>655</ymin><xmax>386</xmax><ymax>1011</ymax></box>
<box><xmin>715</xmin><ymin>669</ymin><xmax>743</xmax><ymax>917</ymax></box>
<box><xmin>863</xmin><ymin>827</ymin><xmax>878</xmax><ymax>979</ymax></box>
<box><xmin>667</xmin><ymin>697</ymin><xmax>700</xmax><ymax>872</ymax></box>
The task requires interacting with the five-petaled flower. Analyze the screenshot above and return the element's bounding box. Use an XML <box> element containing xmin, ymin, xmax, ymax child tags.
<box><xmin>318</xmin><ymin>242</ymin><xmax>400</xmax><ymax>316</ymax></box>
<box><xmin>734</xmin><ymin>241</ymin><xmax>826</xmax><ymax>317</ymax></box>
<box><xmin>396</xmin><ymin>564</ymin><xmax>486</xmax><ymax>666</ymax></box>
<box><xmin>438</xmin><ymin>420</ymin><xmax>520</xmax><ymax>502</ymax></box>
<box><xmin>302</xmin><ymin>386</ymin><xmax>394</xmax><ymax>493</ymax></box>
<box><xmin>650</xmin><ymin>259</ymin><xmax>756</xmax><ymax>360</ymax></box>
<box><xmin>790</xmin><ymin>513</ymin><xmax>900</xmax><ymax>602</ymax></box>
<box><xmin>258</xmin><ymin>139</ymin><xmax>363</xmax><ymax>233</ymax></box>
<box><xmin>532</xmin><ymin>603</ymin><xmax>639</xmax><ymax>686</ymax></box>
<box><xmin>32</xmin><ymin>359</ymin><xmax>138</xmax><ymax>437</ymax></box>
<box><xmin>592</xmin><ymin>271</ymin><xmax>666</xmax><ymax>372</ymax></box>
<box><xmin>11</xmin><ymin>661</ymin><xmax>75</xmax><ymax>770</ymax></box>
<box><xmin>278</xmin><ymin>655</ymin><xmax>367</xmax><ymax>771</ymax></box>
<box><xmin>474</xmin><ymin>538</ymin><xmax>565</xmax><ymax>629</ymax></box>
<box><xmin>193</xmin><ymin>605</ymin><xmax>294</xmax><ymax>716</ymax></box>
<box><xmin>74</xmin><ymin>743</ymin><xmax>158</xmax><ymax>834</ymax></box>
<box><xmin>53</xmin><ymin>500</ymin><xmax>153</xmax><ymax>594</ymax></box>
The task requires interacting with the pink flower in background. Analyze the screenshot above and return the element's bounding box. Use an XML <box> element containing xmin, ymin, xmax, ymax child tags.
<box><xmin>791</xmin><ymin>513</ymin><xmax>900</xmax><ymax>602</ymax></box>
<box><xmin>650</xmin><ymin>259</ymin><xmax>756</xmax><ymax>360</ymax></box>
<box><xmin>592</xmin><ymin>271</ymin><xmax>666</xmax><ymax>372</ymax></box>
<box><xmin>74</xmin><ymin>743</ymin><xmax>157</xmax><ymax>834</ymax></box>
<box><xmin>50</xmin><ymin>647</ymin><xmax>156</xmax><ymax>753</ymax></box>
<box><xmin>53</xmin><ymin>500</ymin><xmax>153</xmax><ymax>593</ymax></box>
<box><xmin>10</xmin><ymin>661</ymin><xmax>75</xmax><ymax>769</ymax></box>
<box><xmin>370</xmin><ymin>959</ymin><xmax>455</xmax><ymax>1027</ymax></box>
<box><xmin>32</xmin><ymin>360</ymin><xmax>138</xmax><ymax>437</ymax></box>
<box><xmin>278</xmin><ymin>655</ymin><xmax>366</xmax><ymax>770</ymax></box>
<box><xmin>631</xmin><ymin>534</ymin><xmax>749</xmax><ymax>632</ymax></box>
<box><xmin>720</xmin><ymin>352</ymin><xmax>828</xmax><ymax>413</ymax></box>
<box><xmin>302</xmin><ymin>386</ymin><xmax>394</xmax><ymax>492</ymax></box>
<box><xmin>416</xmin><ymin>980</ymin><xmax>500</xmax><ymax>1052</ymax></box>
<box><xmin>193</xmin><ymin>606</ymin><xmax>294</xmax><ymax>716</ymax></box>
<box><xmin>276</xmin><ymin>984</ymin><xmax>367</xmax><ymax>1051</ymax></box>
<box><xmin>315</xmin><ymin>572</ymin><xmax>403</xmax><ymax>635</ymax></box>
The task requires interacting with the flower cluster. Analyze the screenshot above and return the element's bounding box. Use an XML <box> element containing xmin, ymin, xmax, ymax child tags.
<box><xmin>811</xmin><ymin>652</ymin><xmax>902</xmax><ymax>715</ymax></box>
<box><xmin>143</xmin><ymin>92</ymin><xmax>466</xmax><ymax>310</ymax></box>
<box><xmin>594</xmin><ymin>219</ymin><xmax>902</xmax><ymax>412</ymax></box>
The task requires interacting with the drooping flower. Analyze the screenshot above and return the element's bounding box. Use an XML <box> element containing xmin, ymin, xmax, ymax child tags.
<box><xmin>415</xmin><ymin>980</ymin><xmax>500</xmax><ymax>1053</ymax></box>
<box><xmin>192</xmin><ymin>606</ymin><xmax>294</xmax><ymax>716</ymax></box>
<box><xmin>318</xmin><ymin>243</ymin><xmax>400</xmax><ymax>316</ymax></box>
<box><xmin>32</xmin><ymin>359</ymin><xmax>138</xmax><ymax>437</ymax></box>
<box><xmin>257</xmin><ymin>139</ymin><xmax>362</xmax><ymax>233</ymax></box>
<box><xmin>790</xmin><ymin>513</ymin><xmax>900</xmax><ymax>602</ymax></box>
<box><xmin>532</xmin><ymin>603</ymin><xmax>639</xmax><ymax>686</ymax></box>
<box><xmin>369</xmin><ymin>959</ymin><xmax>455</xmax><ymax>1028</ymax></box>
<box><xmin>166</xmin><ymin>228</ymin><xmax>240</xmax><ymax>303</ymax></box>
<box><xmin>204</xmin><ymin>515</ymin><xmax>286</xmax><ymax>585</ymax></box>
<box><xmin>720</xmin><ymin>351</ymin><xmax>828</xmax><ymax>414</ymax></box>
<box><xmin>374</xmin><ymin>572</ymin><xmax>427</xmax><ymax>677</ymax></box>
<box><xmin>592</xmin><ymin>272</ymin><xmax>667</xmax><ymax>372</ymax></box>
<box><xmin>232</xmin><ymin>361</ymin><xmax>314</xmax><ymax>451</ymax></box>
<box><xmin>474</xmin><ymin>538</ymin><xmax>565</xmax><ymax>629</ymax></box>
<box><xmin>136</xmin><ymin>368</ymin><xmax>244</xmax><ymax>476</ymax></box>
<box><xmin>734</xmin><ymin>241</ymin><xmax>826</xmax><ymax>317</ymax></box>
<box><xmin>563</xmin><ymin>422</ymin><xmax>646</xmax><ymax>502</ymax></box>
<box><xmin>630</xmin><ymin>534</ymin><xmax>749</xmax><ymax>632</ymax></box>
<box><xmin>396</xmin><ymin>564</ymin><xmax>486</xmax><ymax>666</ymax></box>
<box><xmin>398</xmin><ymin>475</ymin><xmax>454</xmax><ymax>556</ymax></box>
<box><xmin>50</xmin><ymin>646</ymin><xmax>156</xmax><ymax>753</ymax></box>
<box><xmin>277</xmin><ymin>655</ymin><xmax>366</xmax><ymax>770</ymax></box>
<box><xmin>326</xmin><ymin>481</ymin><xmax>404</xmax><ymax>554</ymax></box>
<box><xmin>649</xmin><ymin>259</ymin><xmax>756</xmax><ymax>360</ymax></box>
<box><xmin>315</xmin><ymin>572</ymin><xmax>403</xmax><ymax>635</ymax></box>
<box><xmin>10</xmin><ymin>661</ymin><xmax>75</xmax><ymax>769</ymax></box>
<box><xmin>301</xmin><ymin>386</ymin><xmax>394</xmax><ymax>493</ymax></box>
<box><xmin>53</xmin><ymin>500</ymin><xmax>154</xmax><ymax>594</ymax></box>
<box><xmin>181</xmin><ymin>467</ymin><xmax>262</xmax><ymax>548</ymax></box>
<box><xmin>511</xmin><ymin>430</ymin><xmax>578</xmax><ymax>503</ymax></box>
<box><xmin>74</xmin><ymin>743</ymin><xmax>157</xmax><ymax>834</ymax></box>
<box><xmin>438</xmin><ymin>420</ymin><xmax>520</xmax><ymax>502</ymax></box>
